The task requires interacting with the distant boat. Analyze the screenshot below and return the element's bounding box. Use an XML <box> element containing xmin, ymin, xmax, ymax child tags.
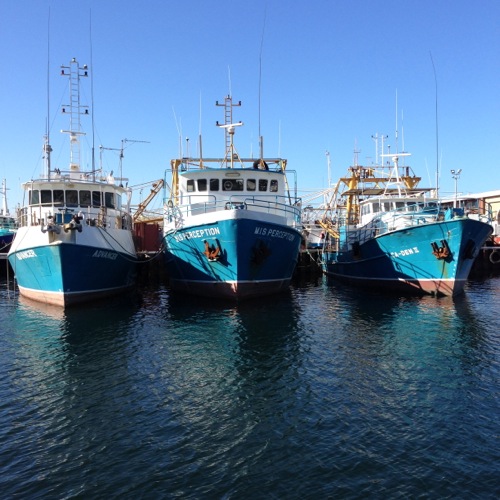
<box><xmin>0</xmin><ymin>179</ymin><xmax>17</xmax><ymax>257</ymax></box>
<box><xmin>301</xmin><ymin>205</ymin><xmax>326</xmax><ymax>249</ymax></box>
<box><xmin>8</xmin><ymin>58</ymin><xmax>137</xmax><ymax>306</ymax></box>
<box><xmin>320</xmin><ymin>152</ymin><xmax>493</xmax><ymax>296</ymax></box>
<box><xmin>162</xmin><ymin>95</ymin><xmax>302</xmax><ymax>299</ymax></box>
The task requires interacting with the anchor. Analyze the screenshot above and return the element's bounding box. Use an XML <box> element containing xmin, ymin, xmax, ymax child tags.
<box><xmin>431</xmin><ymin>239</ymin><xmax>451</xmax><ymax>260</ymax></box>
<box><xmin>203</xmin><ymin>240</ymin><xmax>220</xmax><ymax>261</ymax></box>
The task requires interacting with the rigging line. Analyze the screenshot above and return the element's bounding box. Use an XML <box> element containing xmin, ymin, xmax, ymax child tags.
<box><xmin>136</xmin><ymin>242</ymin><xmax>166</xmax><ymax>265</ymax></box>
<box><xmin>97</xmin><ymin>226</ymin><xmax>137</xmax><ymax>260</ymax></box>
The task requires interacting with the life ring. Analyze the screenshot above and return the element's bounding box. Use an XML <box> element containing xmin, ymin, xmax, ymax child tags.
<box><xmin>489</xmin><ymin>250</ymin><xmax>500</xmax><ymax>264</ymax></box>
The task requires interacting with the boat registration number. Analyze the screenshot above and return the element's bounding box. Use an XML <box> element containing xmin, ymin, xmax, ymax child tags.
<box><xmin>16</xmin><ymin>249</ymin><xmax>37</xmax><ymax>260</ymax></box>
<box><xmin>390</xmin><ymin>247</ymin><xmax>420</xmax><ymax>258</ymax></box>
<box><xmin>254</xmin><ymin>227</ymin><xmax>296</xmax><ymax>241</ymax></box>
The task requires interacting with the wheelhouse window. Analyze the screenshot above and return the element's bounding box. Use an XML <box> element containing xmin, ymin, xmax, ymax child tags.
<box><xmin>66</xmin><ymin>190</ymin><xmax>78</xmax><ymax>207</ymax></box>
<box><xmin>209</xmin><ymin>179</ymin><xmax>219</xmax><ymax>191</ymax></box>
<box><xmin>187</xmin><ymin>180</ymin><xmax>195</xmax><ymax>192</ymax></box>
<box><xmin>270</xmin><ymin>180</ymin><xmax>278</xmax><ymax>192</ymax></box>
<box><xmin>223</xmin><ymin>179</ymin><xmax>244</xmax><ymax>191</ymax></box>
<box><xmin>41</xmin><ymin>190</ymin><xmax>52</xmax><ymax>205</ymax></box>
<box><xmin>80</xmin><ymin>190</ymin><xmax>91</xmax><ymax>207</ymax></box>
<box><xmin>105</xmin><ymin>192</ymin><xmax>115</xmax><ymax>209</ymax></box>
<box><xmin>258</xmin><ymin>180</ymin><xmax>268</xmax><ymax>191</ymax></box>
<box><xmin>197</xmin><ymin>179</ymin><xmax>207</xmax><ymax>191</ymax></box>
<box><xmin>30</xmin><ymin>190</ymin><xmax>40</xmax><ymax>205</ymax></box>
<box><xmin>53</xmin><ymin>190</ymin><xmax>64</xmax><ymax>206</ymax></box>
<box><xmin>247</xmin><ymin>179</ymin><xmax>256</xmax><ymax>191</ymax></box>
<box><xmin>92</xmin><ymin>191</ymin><xmax>102</xmax><ymax>207</ymax></box>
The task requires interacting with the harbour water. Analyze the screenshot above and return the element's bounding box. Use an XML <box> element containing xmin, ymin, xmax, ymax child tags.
<box><xmin>0</xmin><ymin>268</ymin><xmax>499</xmax><ymax>498</ymax></box>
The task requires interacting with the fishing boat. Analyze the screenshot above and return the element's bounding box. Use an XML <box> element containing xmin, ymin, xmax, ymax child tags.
<box><xmin>320</xmin><ymin>151</ymin><xmax>493</xmax><ymax>296</ymax></box>
<box><xmin>8</xmin><ymin>58</ymin><xmax>137</xmax><ymax>306</ymax></box>
<box><xmin>0</xmin><ymin>179</ymin><xmax>17</xmax><ymax>258</ymax></box>
<box><xmin>162</xmin><ymin>95</ymin><xmax>302</xmax><ymax>299</ymax></box>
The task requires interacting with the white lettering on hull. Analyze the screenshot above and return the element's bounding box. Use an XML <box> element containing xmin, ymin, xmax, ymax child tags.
<box><xmin>16</xmin><ymin>250</ymin><xmax>37</xmax><ymax>260</ymax></box>
<box><xmin>92</xmin><ymin>250</ymin><xmax>118</xmax><ymax>260</ymax></box>
<box><xmin>390</xmin><ymin>247</ymin><xmax>420</xmax><ymax>258</ymax></box>
<box><xmin>174</xmin><ymin>227</ymin><xmax>221</xmax><ymax>242</ymax></box>
<box><xmin>254</xmin><ymin>226</ymin><xmax>296</xmax><ymax>241</ymax></box>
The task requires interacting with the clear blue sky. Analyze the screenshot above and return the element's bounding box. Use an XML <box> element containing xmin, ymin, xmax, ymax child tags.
<box><xmin>1</xmin><ymin>0</ymin><xmax>499</xmax><ymax>211</ymax></box>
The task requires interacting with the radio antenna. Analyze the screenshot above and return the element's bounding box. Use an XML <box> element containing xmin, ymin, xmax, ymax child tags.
<box><xmin>258</xmin><ymin>7</ymin><xmax>266</xmax><ymax>158</ymax></box>
<box><xmin>44</xmin><ymin>8</ymin><xmax>52</xmax><ymax>179</ymax></box>
<box><xmin>89</xmin><ymin>10</ymin><xmax>96</xmax><ymax>180</ymax></box>
<box><xmin>430</xmin><ymin>51</ymin><xmax>439</xmax><ymax>196</ymax></box>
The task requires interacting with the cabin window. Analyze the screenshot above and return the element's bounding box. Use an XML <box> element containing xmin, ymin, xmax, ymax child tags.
<box><xmin>247</xmin><ymin>179</ymin><xmax>256</xmax><ymax>191</ymax></box>
<box><xmin>395</xmin><ymin>202</ymin><xmax>405</xmax><ymax>210</ymax></box>
<box><xmin>53</xmin><ymin>190</ymin><xmax>64</xmax><ymax>206</ymax></box>
<box><xmin>92</xmin><ymin>191</ymin><xmax>102</xmax><ymax>207</ymax></box>
<box><xmin>373</xmin><ymin>203</ymin><xmax>380</xmax><ymax>213</ymax></box>
<box><xmin>30</xmin><ymin>190</ymin><xmax>40</xmax><ymax>205</ymax></box>
<box><xmin>270</xmin><ymin>180</ymin><xmax>278</xmax><ymax>192</ymax></box>
<box><xmin>210</xmin><ymin>179</ymin><xmax>219</xmax><ymax>191</ymax></box>
<box><xmin>223</xmin><ymin>179</ymin><xmax>244</xmax><ymax>191</ymax></box>
<box><xmin>105</xmin><ymin>192</ymin><xmax>115</xmax><ymax>209</ymax></box>
<box><xmin>187</xmin><ymin>180</ymin><xmax>195</xmax><ymax>192</ymax></box>
<box><xmin>41</xmin><ymin>190</ymin><xmax>52</xmax><ymax>205</ymax></box>
<box><xmin>66</xmin><ymin>190</ymin><xmax>78</xmax><ymax>207</ymax></box>
<box><xmin>80</xmin><ymin>190</ymin><xmax>91</xmax><ymax>207</ymax></box>
<box><xmin>383</xmin><ymin>202</ymin><xmax>392</xmax><ymax>212</ymax></box>
<box><xmin>258</xmin><ymin>180</ymin><xmax>268</xmax><ymax>191</ymax></box>
<box><xmin>197</xmin><ymin>179</ymin><xmax>207</xmax><ymax>191</ymax></box>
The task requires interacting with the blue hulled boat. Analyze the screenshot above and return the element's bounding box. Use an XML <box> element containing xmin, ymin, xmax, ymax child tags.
<box><xmin>320</xmin><ymin>153</ymin><xmax>493</xmax><ymax>296</ymax></box>
<box><xmin>8</xmin><ymin>58</ymin><xmax>137</xmax><ymax>306</ymax></box>
<box><xmin>163</xmin><ymin>95</ymin><xmax>302</xmax><ymax>299</ymax></box>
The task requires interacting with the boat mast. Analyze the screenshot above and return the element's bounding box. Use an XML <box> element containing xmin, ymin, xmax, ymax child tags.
<box><xmin>1</xmin><ymin>179</ymin><xmax>8</xmax><ymax>216</ymax></box>
<box><xmin>216</xmin><ymin>95</ymin><xmax>243</xmax><ymax>168</ymax></box>
<box><xmin>44</xmin><ymin>10</ymin><xmax>52</xmax><ymax>180</ymax></box>
<box><xmin>60</xmin><ymin>58</ymin><xmax>89</xmax><ymax>178</ymax></box>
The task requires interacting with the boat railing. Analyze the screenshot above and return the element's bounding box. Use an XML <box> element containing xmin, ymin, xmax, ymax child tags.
<box><xmin>166</xmin><ymin>194</ymin><xmax>301</xmax><ymax>226</ymax></box>
<box><xmin>0</xmin><ymin>217</ymin><xmax>18</xmax><ymax>230</ymax></box>
<box><xmin>241</xmin><ymin>195</ymin><xmax>301</xmax><ymax>223</ymax></box>
<box><xmin>17</xmin><ymin>203</ymin><xmax>133</xmax><ymax>231</ymax></box>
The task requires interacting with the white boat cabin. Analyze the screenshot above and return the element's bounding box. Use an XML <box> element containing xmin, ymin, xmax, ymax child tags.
<box><xmin>359</xmin><ymin>196</ymin><xmax>440</xmax><ymax>228</ymax></box>
<box><xmin>19</xmin><ymin>178</ymin><xmax>132</xmax><ymax>231</ymax></box>
<box><xmin>169</xmin><ymin>162</ymin><xmax>300</xmax><ymax>226</ymax></box>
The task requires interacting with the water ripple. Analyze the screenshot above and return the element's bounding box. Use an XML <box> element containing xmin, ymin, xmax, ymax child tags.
<box><xmin>0</xmin><ymin>275</ymin><xmax>498</xmax><ymax>498</ymax></box>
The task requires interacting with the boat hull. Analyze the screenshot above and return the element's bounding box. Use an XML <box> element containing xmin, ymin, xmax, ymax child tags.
<box><xmin>8</xmin><ymin>227</ymin><xmax>137</xmax><ymax>306</ymax></box>
<box><xmin>322</xmin><ymin>218</ymin><xmax>493</xmax><ymax>296</ymax></box>
<box><xmin>164</xmin><ymin>213</ymin><xmax>301</xmax><ymax>300</ymax></box>
<box><xmin>0</xmin><ymin>230</ymin><xmax>15</xmax><ymax>254</ymax></box>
